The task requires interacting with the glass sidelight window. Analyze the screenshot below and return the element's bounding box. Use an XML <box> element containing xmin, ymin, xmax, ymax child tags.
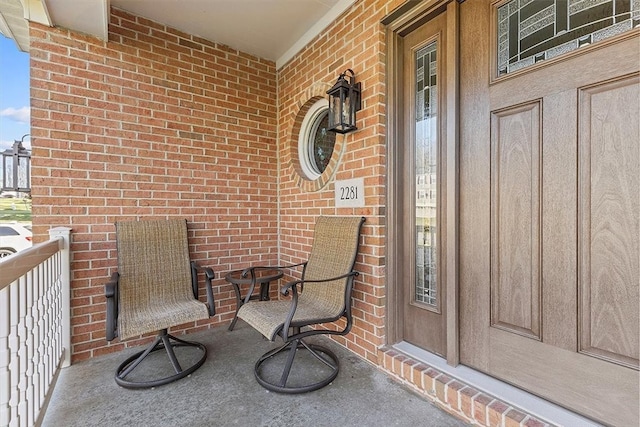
<box><xmin>497</xmin><ymin>0</ymin><xmax>640</xmax><ymax>76</ymax></box>
<box><xmin>414</xmin><ymin>41</ymin><xmax>438</xmax><ymax>307</ymax></box>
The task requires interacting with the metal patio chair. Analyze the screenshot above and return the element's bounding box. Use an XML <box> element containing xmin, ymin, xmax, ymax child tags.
<box><xmin>105</xmin><ymin>219</ymin><xmax>216</xmax><ymax>389</ymax></box>
<box><xmin>237</xmin><ymin>216</ymin><xmax>365</xmax><ymax>393</ymax></box>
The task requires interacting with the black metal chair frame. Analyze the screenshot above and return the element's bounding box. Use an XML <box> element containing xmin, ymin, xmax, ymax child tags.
<box><xmin>105</xmin><ymin>261</ymin><xmax>215</xmax><ymax>389</ymax></box>
<box><xmin>251</xmin><ymin>267</ymin><xmax>359</xmax><ymax>393</ymax></box>
<box><xmin>240</xmin><ymin>216</ymin><xmax>365</xmax><ymax>394</ymax></box>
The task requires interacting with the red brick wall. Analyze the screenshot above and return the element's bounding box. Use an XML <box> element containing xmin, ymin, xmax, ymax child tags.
<box><xmin>276</xmin><ymin>0</ymin><xmax>404</xmax><ymax>365</ymax></box>
<box><xmin>28</xmin><ymin>0</ymin><xmax>404</xmax><ymax>364</ymax></box>
<box><xmin>29</xmin><ymin>8</ymin><xmax>278</xmax><ymax>361</ymax></box>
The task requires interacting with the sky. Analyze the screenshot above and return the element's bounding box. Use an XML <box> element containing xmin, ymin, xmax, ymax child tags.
<box><xmin>0</xmin><ymin>35</ymin><xmax>30</xmax><ymax>152</ymax></box>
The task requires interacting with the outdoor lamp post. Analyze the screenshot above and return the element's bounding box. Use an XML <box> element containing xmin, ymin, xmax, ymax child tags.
<box><xmin>326</xmin><ymin>69</ymin><xmax>361</xmax><ymax>134</ymax></box>
<box><xmin>2</xmin><ymin>135</ymin><xmax>31</xmax><ymax>194</ymax></box>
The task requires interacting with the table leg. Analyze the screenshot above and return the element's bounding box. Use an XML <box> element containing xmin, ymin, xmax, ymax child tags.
<box><xmin>259</xmin><ymin>281</ymin><xmax>271</xmax><ymax>301</ymax></box>
<box><xmin>228</xmin><ymin>312</ymin><xmax>239</xmax><ymax>331</ymax></box>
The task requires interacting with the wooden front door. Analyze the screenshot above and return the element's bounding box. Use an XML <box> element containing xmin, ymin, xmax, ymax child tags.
<box><xmin>458</xmin><ymin>1</ymin><xmax>639</xmax><ymax>425</ymax></box>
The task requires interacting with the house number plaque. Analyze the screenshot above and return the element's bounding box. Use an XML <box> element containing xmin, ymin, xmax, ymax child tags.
<box><xmin>334</xmin><ymin>178</ymin><xmax>364</xmax><ymax>208</ymax></box>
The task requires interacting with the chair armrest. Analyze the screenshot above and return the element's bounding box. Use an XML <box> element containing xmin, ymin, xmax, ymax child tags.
<box><xmin>278</xmin><ymin>270</ymin><xmax>359</xmax><ymax>340</ymax></box>
<box><xmin>280</xmin><ymin>270</ymin><xmax>359</xmax><ymax>295</ymax></box>
<box><xmin>241</xmin><ymin>261</ymin><xmax>307</xmax><ymax>279</ymax></box>
<box><xmin>105</xmin><ymin>272</ymin><xmax>119</xmax><ymax>342</ymax></box>
<box><xmin>279</xmin><ymin>279</ymin><xmax>302</xmax><ymax>296</ymax></box>
<box><xmin>191</xmin><ymin>261</ymin><xmax>216</xmax><ymax>316</ymax></box>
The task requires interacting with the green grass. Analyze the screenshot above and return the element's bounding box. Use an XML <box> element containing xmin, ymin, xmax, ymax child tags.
<box><xmin>0</xmin><ymin>197</ymin><xmax>32</xmax><ymax>222</ymax></box>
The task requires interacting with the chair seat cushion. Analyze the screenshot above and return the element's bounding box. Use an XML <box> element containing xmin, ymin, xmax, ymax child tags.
<box><xmin>119</xmin><ymin>299</ymin><xmax>209</xmax><ymax>340</ymax></box>
<box><xmin>237</xmin><ymin>298</ymin><xmax>343</xmax><ymax>341</ymax></box>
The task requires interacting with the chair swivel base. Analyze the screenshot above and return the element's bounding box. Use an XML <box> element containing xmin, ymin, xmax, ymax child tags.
<box><xmin>115</xmin><ymin>330</ymin><xmax>207</xmax><ymax>389</ymax></box>
<box><xmin>254</xmin><ymin>338</ymin><xmax>339</xmax><ymax>394</ymax></box>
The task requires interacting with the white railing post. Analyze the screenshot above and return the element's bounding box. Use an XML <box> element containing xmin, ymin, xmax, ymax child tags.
<box><xmin>48</xmin><ymin>228</ymin><xmax>72</xmax><ymax>368</ymax></box>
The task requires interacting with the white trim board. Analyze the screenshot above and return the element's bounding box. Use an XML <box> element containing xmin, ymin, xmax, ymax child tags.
<box><xmin>276</xmin><ymin>0</ymin><xmax>356</xmax><ymax>69</ymax></box>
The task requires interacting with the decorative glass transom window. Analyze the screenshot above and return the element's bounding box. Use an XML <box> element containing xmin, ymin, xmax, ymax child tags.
<box><xmin>298</xmin><ymin>99</ymin><xmax>336</xmax><ymax>180</ymax></box>
<box><xmin>497</xmin><ymin>0</ymin><xmax>640</xmax><ymax>76</ymax></box>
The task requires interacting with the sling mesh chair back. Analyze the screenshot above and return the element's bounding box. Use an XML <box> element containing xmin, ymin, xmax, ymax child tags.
<box><xmin>237</xmin><ymin>216</ymin><xmax>365</xmax><ymax>393</ymax></box>
<box><xmin>105</xmin><ymin>219</ymin><xmax>216</xmax><ymax>388</ymax></box>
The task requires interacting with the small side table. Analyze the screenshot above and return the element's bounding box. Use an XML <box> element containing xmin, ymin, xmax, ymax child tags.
<box><xmin>225</xmin><ymin>268</ymin><xmax>283</xmax><ymax>331</ymax></box>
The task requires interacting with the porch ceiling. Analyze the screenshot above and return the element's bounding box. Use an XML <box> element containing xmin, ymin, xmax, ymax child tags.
<box><xmin>0</xmin><ymin>0</ymin><xmax>356</xmax><ymax>69</ymax></box>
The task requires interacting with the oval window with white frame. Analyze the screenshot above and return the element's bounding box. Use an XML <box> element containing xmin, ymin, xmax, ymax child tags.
<box><xmin>298</xmin><ymin>98</ymin><xmax>336</xmax><ymax>180</ymax></box>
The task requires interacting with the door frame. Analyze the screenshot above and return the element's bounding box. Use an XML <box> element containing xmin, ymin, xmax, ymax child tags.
<box><xmin>383</xmin><ymin>0</ymin><xmax>460</xmax><ymax>365</ymax></box>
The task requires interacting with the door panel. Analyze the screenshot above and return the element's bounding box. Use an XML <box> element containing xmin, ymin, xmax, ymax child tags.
<box><xmin>490</xmin><ymin>101</ymin><xmax>542</xmax><ymax>340</ymax></box>
<box><xmin>401</xmin><ymin>9</ymin><xmax>448</xmax><ymax>357</ymax></box>
<box><xmin>578</xmin><ymin>74</ymin><xmax>640</xmax><ymax>369</ymax></box>
<box><xmin>459</xmin><ymin>0</ymin><xmax>639</xmax><ymax>425</ymax></box>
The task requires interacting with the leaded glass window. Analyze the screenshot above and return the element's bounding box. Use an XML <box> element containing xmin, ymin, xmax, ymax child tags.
<box><xmin>309</xmin><ymin>112</ymin><xmax>335</xmax><ymax>175</ymax></box>
<box><xmin>415</xmin><ymin>41</ymin><xmax>438</xmax><ymax>307</ymax></box>
<box><xmin>497</xmin><ymin>0</ymin><xmax>640</xmax><ymax>76</ymax></box>
<box><xmin>298</xmin><ymin>98</ymin><xmax>336</xmax><ymax>180</ymax></box>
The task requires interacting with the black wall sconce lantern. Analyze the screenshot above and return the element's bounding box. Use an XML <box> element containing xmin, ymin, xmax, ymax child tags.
<box><xmin>2</xmin><ymin>135</ymin><xmax>31</xmax><ymax>194</ymax></box>
<box><xmin>326</xmin><ymin>69</ymin><xmax>361</xmax><ymax>134</ymax></box>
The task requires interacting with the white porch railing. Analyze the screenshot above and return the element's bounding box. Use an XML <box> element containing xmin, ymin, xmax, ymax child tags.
<box><xmin>0</xmin><ymin>227</ymin><xmax>71</xmax><ymax>427</ymax></box>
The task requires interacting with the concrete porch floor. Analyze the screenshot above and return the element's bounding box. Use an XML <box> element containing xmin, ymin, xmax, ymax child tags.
<box><xmin>42</xmin><ymin>323</ymin><xmax>469</xmax><ymax>427</ymax></box>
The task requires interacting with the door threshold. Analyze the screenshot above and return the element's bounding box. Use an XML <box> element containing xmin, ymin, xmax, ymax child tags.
<box><xmin>393</xmin><ymin>341</ymin><xmax>602</xmax><ymax>427</ymax></box>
